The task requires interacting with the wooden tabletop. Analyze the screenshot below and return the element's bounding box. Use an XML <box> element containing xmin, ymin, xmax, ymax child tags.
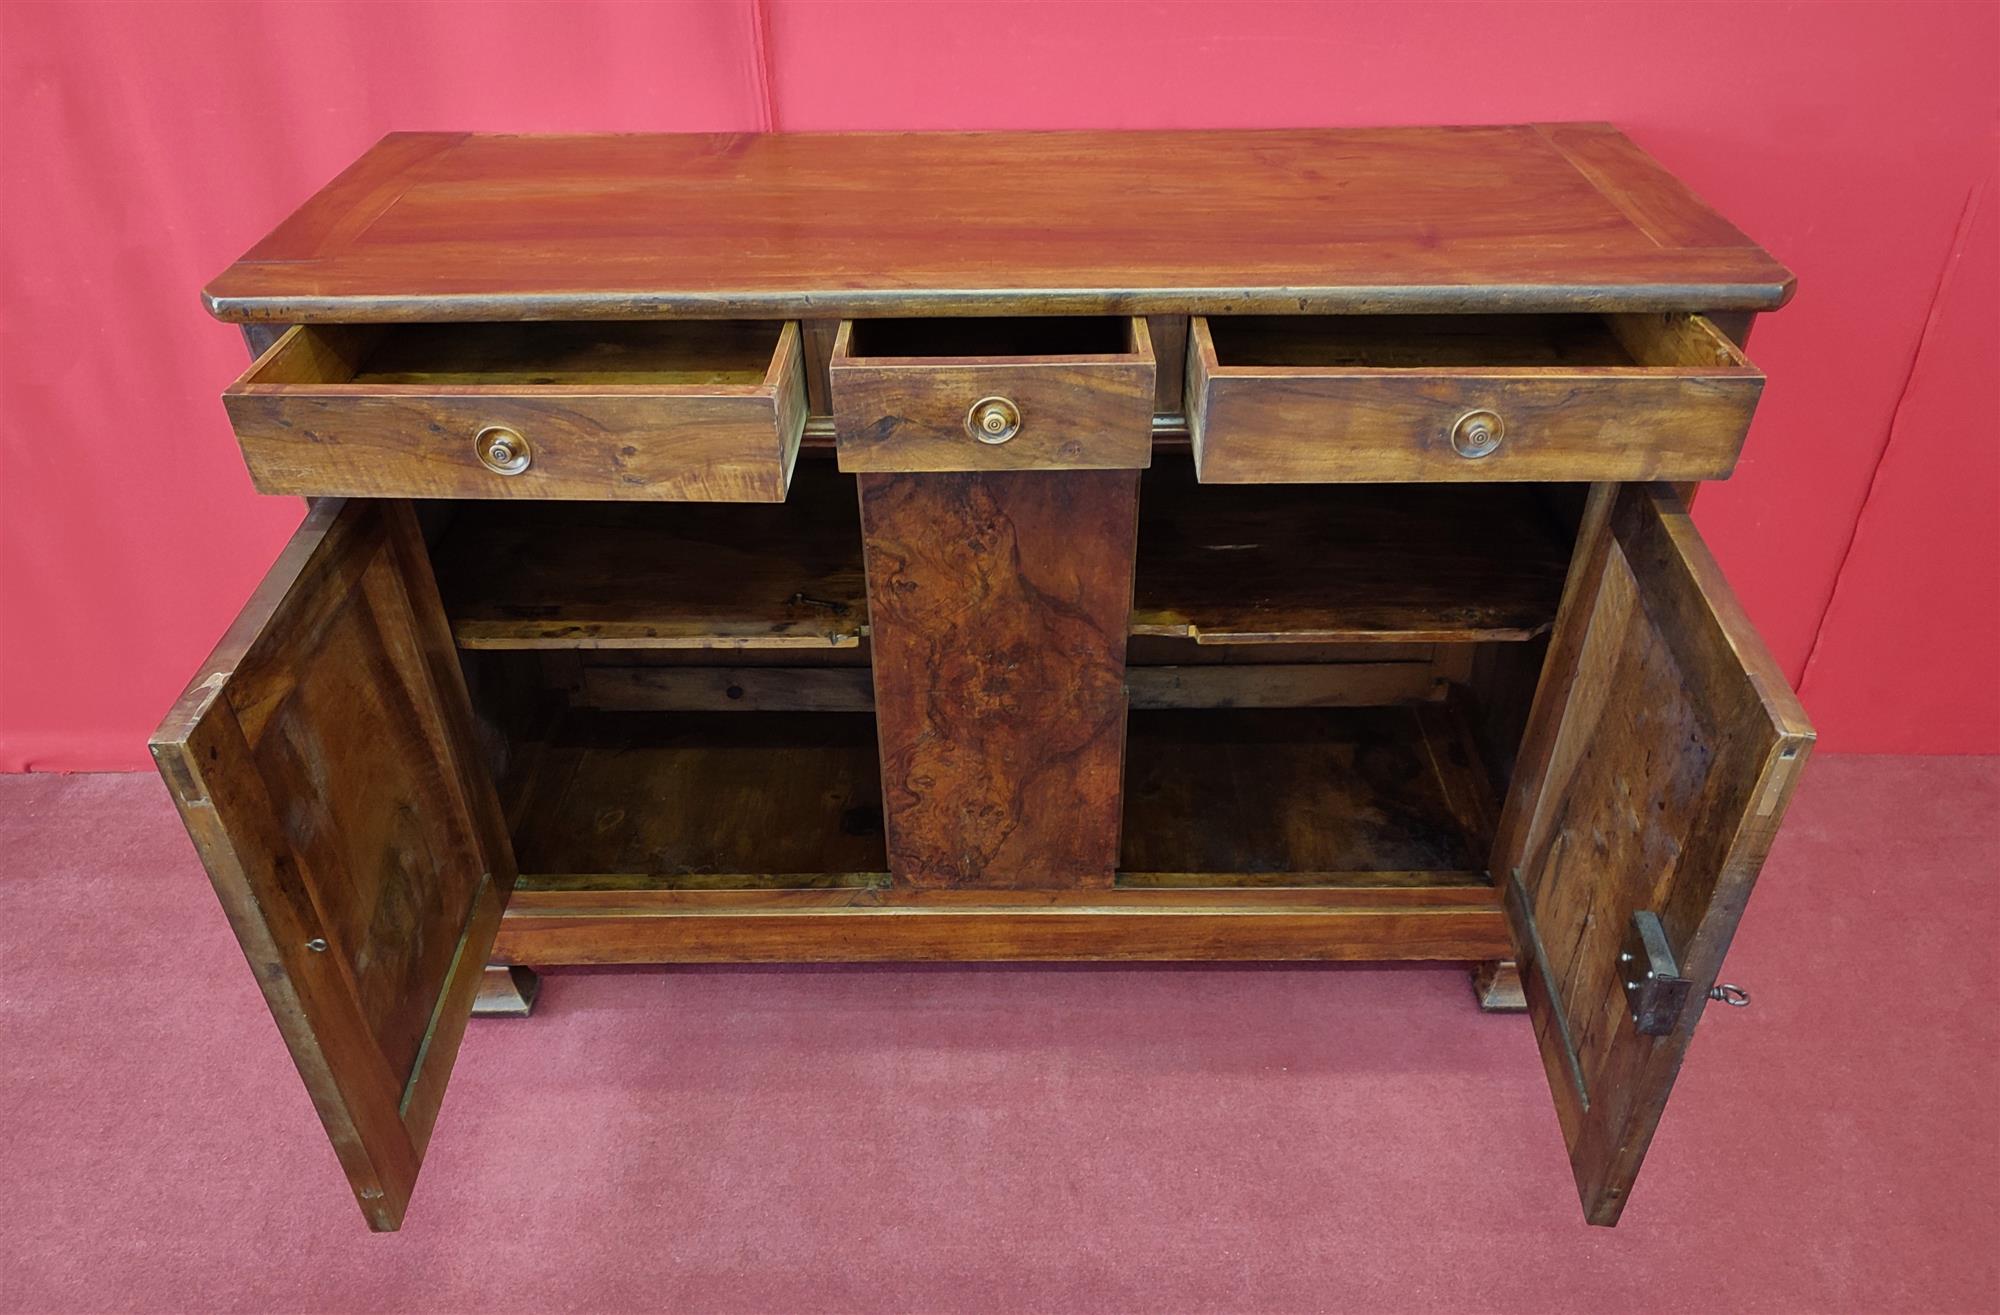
<box><xmin>204</xmin><ymin>125</ymin><xmax>1793</xmax><ymax>323</ymax></box>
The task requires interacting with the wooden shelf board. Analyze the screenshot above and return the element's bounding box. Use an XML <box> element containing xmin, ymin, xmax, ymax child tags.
<box><xmin>505</xmin><ymin>703</ymin><xmax>1497</xmax><ymax>897</ymax></box>
<box><xmin>438</xmin><ymin>455</ymin><xmax>1569</xmax><ymax>652</ymax></box>
<box><xmin>1133</xmin><ymin>459</ymin><xmax>1571</xmax><ymax>644</ymax></box>
<box><xmin>433</xmin><ymin>458</ymin><xmax>867</xmax><ymax>650</ymax></box>
<box><xmin>1120</xmin><ymin>704</ymin><xmax>1499</xmax><ymax>879</ymax></box>
<box><xmin>510</xmin><ymin>710</ymin><xmax>888</xmax><ymax>880</ymax></box>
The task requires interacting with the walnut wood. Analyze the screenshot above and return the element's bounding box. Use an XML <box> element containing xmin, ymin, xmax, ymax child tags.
<box><xmin>1471</xmin><ymin>961</ymin><xmax>1528</xmax><ymax>1012</ymax></box>
<box><xmin>1187</xmin><ymin>312</ymin><xmax>1763</xmax><ymax>483</ymax></box>
<box><xmin>860</xmin><ymin>469</ymin><xmax>1139</xmax><ymax>888</ymax></box>
<box><xmin>1132</xmin><ymin>458</ymin><xmax>1570</xmax><ymax>643</ymax></box>
<box><xmin>579</xmin><ymin>664</ymin><xmax>879</xmax><ymax>712</ymax></box>
<box><xmin>150</xmin><ymin>499</ymin><xmax>516</xmax><ymax>1232</ymax></box>
<box><xmin>224</xmin><ymin>321</ymin><xmax>808</xmax><ymax>501</ymax></box>
<box><xmin>430</xmin><ymin>460</ymin><xmax>1565</xmax><ymax>655</ymax></box>
<box><xmin>431</xmin><ymin>458</ymin><xmax>866</xmax><ymax>650</ymax></box>
<box><xmin>471</xmin><ymin>965</ymin><xmax>540</xmax><ymax>1018</ymax></box>
<box><xmin>1495</xmin><ymin>484</ymin><xmax>1813</xmax><ymax>1225</ymax></box>
<box><xmin>492</xmin><ymin>895</ymin><xmax>1512</xmax><ymax>965</ymax></box>
<box><xmin>829</xmin><ymin>318</ymin><xmax>1155</xmax><ymax>471</ymax></box>
<box><xmin>1146</xmin><ymin>315</ymin><xmax>1189</xmax><ymax>414</ymax></box>
<box><xmin>509</xmin><ymin>712</ymin><xmax>888</xmax><ymax>881</ymax></box>
<box><xmin>575</xmin><ymin>660</ymin><xmax>1448</xmax><ymax>713</ymax></box>
<box><xmin>1120</xmin><ymin>706</ymin><xmax>1496</xmax><ymax>878</ymax></box>
<box><xmin>168</xmin><ymin>128</ymin><xmax>1815</xmax><ymax>1233</ymax></box>
<box><xmin>204</xmin><ymin>127</ymin><xmax>1792</xmax><ymax>322</ymax></box>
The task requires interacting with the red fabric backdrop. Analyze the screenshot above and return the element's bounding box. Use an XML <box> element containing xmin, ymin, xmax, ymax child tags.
<box><xmin>2</xmin><ymin>0</ymin><xmax>1995</xmax><ymax>769</ymax></box>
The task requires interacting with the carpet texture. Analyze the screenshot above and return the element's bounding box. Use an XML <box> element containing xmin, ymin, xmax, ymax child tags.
<box><xmin>1</xmin><ymin>758</ymin><xmax>1995</xmax><ymax>1314</ymax></box>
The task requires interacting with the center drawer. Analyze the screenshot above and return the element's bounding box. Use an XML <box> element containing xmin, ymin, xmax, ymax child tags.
<box><xmin>223</xmin><ymin>320</ymin><xmax>809</xmax><ymax>501</ymax></box>
<box><xmin>829</xmin><ymin>317</ymin><xmax>1156</xmax><ymax>471</ymax></box>
<box><xmin>1186</xmin><ymin>313</ymin><xmax>1764</xmax><ymax>483</ymax></box>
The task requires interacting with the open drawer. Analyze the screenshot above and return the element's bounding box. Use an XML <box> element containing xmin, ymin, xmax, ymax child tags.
<box><xmin>829</xmin><ymin>316</ymin><xmax>1156</xmax><ymax>471</ymax></box>
<box><xmin>223</xmin><ymin>321</ymin><xmax>809</xmax><ymax>501</ymax></box>
<box><xmin>1186</xmin><ymin>313</ymin><xmax>1764</xmax><ymax>482</ymax></box>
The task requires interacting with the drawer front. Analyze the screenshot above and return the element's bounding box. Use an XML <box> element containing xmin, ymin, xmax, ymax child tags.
<box><xmin>223</xmin><ymin>321</ymin><xmax>809</xmax><ymax>501</ymax></box>
<box><xmin>1186</xmin><ymin>314</ymin><xmax>1764</xmax><ymax>483</ymax></box>
<box><xmin>830</xmin><ymin>317</ymin><xmax>1156</xmax><ymax>472</ymax></box>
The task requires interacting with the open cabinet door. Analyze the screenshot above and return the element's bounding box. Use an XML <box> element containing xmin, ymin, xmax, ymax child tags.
<box><xmin>1493</xmin><ymin>484</ymin><xmax>1813</xmax><ymax>1226</ymax></box>
<box><xmin>151</xmin><ymin>499</ymin><xmax>515</xmax><ymax>1231</ymax></box>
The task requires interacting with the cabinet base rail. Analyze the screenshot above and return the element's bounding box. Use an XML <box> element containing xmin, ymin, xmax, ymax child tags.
<box><xmin>492</xmin><ymin>887</ymin><xmax>1511</xmax><ymax>964</ymax></box>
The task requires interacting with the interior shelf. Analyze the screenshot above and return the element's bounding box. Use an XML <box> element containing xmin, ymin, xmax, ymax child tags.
<box><xmin>436</xmin><ymin>453</ymin><xmax>1570</xmax><ymax>653</ymax></box>
<box><xmin>504</xmin><ymin>705</ymin><xmax>1495</xmax><ymax>893</ymax></box>
<box><xmin>433</xmin><ymin>459</ymin><xmax>867</xmax><ymax>650</ymax></box>
<box><xmin>1119</xmin><ymin>704</ymin><xmax>1497</xmax><ymax>885</ymax></box>
<box><xmin>509</xmin><ymin>711</ymin><xmax>888</xmax><ymax>886</ymax></box>
<box><xmin>1131</xmin><ymin>459</ymin><xmax>1571</xmax><ymax>645</ymax></box>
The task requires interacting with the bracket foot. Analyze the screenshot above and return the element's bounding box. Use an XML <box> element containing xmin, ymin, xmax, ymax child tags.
<box><xmin>472</xmin><ymin>965</ymin><xmax>541</xmax><ymax>1018</ymax></box>
<box><xmin>1471</xmin><ymin>960</ymin><xmax>1526</xmax><ymax>1012</ymax></box>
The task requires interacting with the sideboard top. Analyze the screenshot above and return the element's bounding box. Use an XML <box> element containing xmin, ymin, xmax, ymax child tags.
<box><xmin>204</xmin><ymin>125</ymin><xmax>1793</xmax><ymax>323</ymax></box>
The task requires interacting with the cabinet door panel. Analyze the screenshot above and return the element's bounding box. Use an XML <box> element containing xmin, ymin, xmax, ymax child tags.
<box><xmin>151</xmin><ymin>499</ymin><xmax>514</xmax><ymax>1231</ymax></box>
<box><xmin>1493</xmin><ymin>484</ymin><xmax>1812</xmax><ymax>1225</ymax></box>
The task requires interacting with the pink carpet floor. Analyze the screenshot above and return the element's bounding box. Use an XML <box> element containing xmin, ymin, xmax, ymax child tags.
<box><xmin>2</xmin><ymin>757</ymin><xmax>1996</xmax><ymax>1314</ymax></box>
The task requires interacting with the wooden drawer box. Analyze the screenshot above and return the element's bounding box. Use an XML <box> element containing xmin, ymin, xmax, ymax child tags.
<box><xmin>1186</xmin><ymin>313</ymin><xmax>1764</xmax><ymax>483</ymax></box>
<box><xmin>223</xmin><ymin>320</ymin><xmax>809</xmax><ymax>501</ymax></box>
<box><xmin>829</xmin><ymin>317</ymin><xmax>1155</xmax><ymax>471</ymax></box>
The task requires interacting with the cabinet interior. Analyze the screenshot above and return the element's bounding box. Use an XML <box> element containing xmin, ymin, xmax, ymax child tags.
<box><xmin>430</xmin><ymin>451</ymin><xmax>1582</xmax><ymax>893</ymax></box>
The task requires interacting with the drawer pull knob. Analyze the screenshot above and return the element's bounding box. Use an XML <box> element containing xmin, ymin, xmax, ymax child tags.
<box><xmin>1451</xmin><ymin>409</ymin><xmax>1504</xmax><ymax>458</ymax></box>
<box><xmin>967</xmin><ymin>396</ymin><xmax>1021</xmax><ymax>445</ymax></box>
<box><xmin>475</xmin><ymin>425</ymin><xmax>532</xmax><ymax>475</ymax></box>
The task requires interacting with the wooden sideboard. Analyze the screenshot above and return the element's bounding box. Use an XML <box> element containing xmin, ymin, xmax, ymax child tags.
<box><xmin>154</xmin><ymin>126</ymin><xmax>1812</xmax><ymax>1233</ymax></box>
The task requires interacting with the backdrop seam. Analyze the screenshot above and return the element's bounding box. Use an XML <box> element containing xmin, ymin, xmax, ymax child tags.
<box><xmin>1797</xmin><ymin>175</ymin><xmax>1986</xmax><ymax>693</ymax></box>
<box><xmin>749</xmin><ymin>0</ymin><xmax>779</xmax><ymax>132</ymax></box>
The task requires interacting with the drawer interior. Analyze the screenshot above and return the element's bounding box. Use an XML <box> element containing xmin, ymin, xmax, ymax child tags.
<box><xmin>244</xmin><ymin>320</ymin><xmax>788</xmax><ymax>388</ymax></box>
<box><xmin>843</xmin><ymin>315</ymin><xmax>1139</xmax><ymax>359</ymax></box>
<box><xmin>1204</xmin><ymin>312</ymin><xmax>1747</xmax><ymax>371</ymax></box>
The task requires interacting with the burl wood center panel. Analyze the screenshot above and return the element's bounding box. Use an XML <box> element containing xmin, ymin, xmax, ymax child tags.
<box><xmin>857</xmin><ymin>469</ymin><xmax>1140</xmax><ymax>889</ymax></box>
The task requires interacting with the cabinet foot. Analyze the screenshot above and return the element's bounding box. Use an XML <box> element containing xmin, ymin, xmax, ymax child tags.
<box><xmin>1470</xmin><ymin>960</ymin><xmax>1527</xmax><ymax>1012</ymax></box>
<box><xmin>472</xmin><ymin>965</ymin><xmax>541</xmax><ymax>1018</ymax></box>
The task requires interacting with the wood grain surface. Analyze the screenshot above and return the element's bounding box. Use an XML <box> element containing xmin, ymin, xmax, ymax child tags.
<box><xmin>859</xmin><ymin>469</ymin><xmax>1139</xmax><ymax>889</ymax></box>
<box><xmin>1187</xmin><ymin>312</ymin><xmax>1764</xmax><ymax>483</ymax></box>
<box><xmin>432</xmin><ymin>457</ymin><xmax>866</xmax><ymax>649</ymax></box>
<box><xmin>203</xmin><ymin>126</ymin><xmax>1793</xmax><ymax>322</ymax></box>
<box><xmin>150</xmin><ymin>499</ymin><xmax>515</xmax><ymax>1231</ymax></box>
<box><xmin>829</xmin><ymin>317</ymin><xmax>1155</xmax><ymax>471</ymax></box>
<box><xmin>509</xmin><ymin>711</ymin><xmax>887</xmax><ymax>882</ymax></box>
<box><xmin>1494</xmin><ymin>484</ymin><xmax>1813</xmax><ymax>1225</ymax></box>
<box><xmin>1119</xmin><ymin>705</ymin><xmax>1497</xmax><ymax>879</ymax></box>
<box><xmin>224</xmin><ymin>321</ymin><xmax>807</xmax><ymax>500</ymax></box>
<box><xmin>1132</xmin><ymin>457</ymin><xmax>1571</xmax><ymax>642</ymax></box>
<box><xmin>492</xmin><ymin>891</ymin><xmax>1512</xmax><ymax>965</ymax></box>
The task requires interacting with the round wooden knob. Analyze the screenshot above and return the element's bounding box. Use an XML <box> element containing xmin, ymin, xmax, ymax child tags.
<box><xmin>1451</xmin><ymin>409</ymin><xmax>1504</xmax><ymax>458</ymax></box>
<box><xmin>475</xmin><ymin>425</ymin><xmax>531</xmax><ymax>474</ymax></box>
<box><xmin>966</xmin><ymin>396</ymin><xmax>1021</xmax><ymax>444</ymax></box>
